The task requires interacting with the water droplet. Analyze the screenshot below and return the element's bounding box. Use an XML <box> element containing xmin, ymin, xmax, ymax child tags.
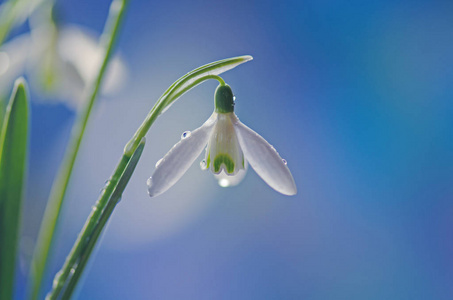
<box><xmin>181</xmin><ymin>131</ymin><xmax>191</xmax><ymax>139</ymax></box>
<box><xmin>233</xmin><ymin>95</ymin><xmax>236</xmax><ymax>101</ymax></box>
<box><xmin>155</xmin><ymin>158</ymin><xmax>163</xmax><ymax>168</ymax></box>
<box><xmin>146</xmin><ymin>177</ymin><xmax>152</xmax><ymax>189</ymax></box>
<box><xmin>91</xmin><ymin>206</ymin><xmax>97</xmax><ymax>212</ymax></box>
<box><xmin>219</xmin><ymin>178</ymin><xmax>230</xmax><ymax>187</ymax></box>
<box><xmin>282</xmin><ymin>159</ymin><xmax>287</xmax><ymax>165</ymax></box>
<box><xmin>69</xmin><ymin>268</ymin><xmax>76</xmax><ymax>275</ymax></box>
<box><xmin>147</xmin><ymin>177</ymin><xmax>154</xmax><ymax>197</ymax></box>
<box><xmin>52</xmin><ymin>270</ymin><xmax>64</xmax><ymax>289</ymax></box>
<box><xmin>100</xmin><ymin>180</ymin><xmax>111</xmax><ymax>194</ymax></box>
<box><xmin>200</xmin><ymin>159</ymin><xmax>207</xmax><ymax>170</ymax></box>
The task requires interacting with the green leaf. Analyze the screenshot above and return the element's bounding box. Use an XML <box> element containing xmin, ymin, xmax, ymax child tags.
<box><xmin>0</xmin><ymin>77</ymin><xmax>29</xmax><ymax>300</ymax></box>
<box><xmin>46</xmin><ymin>138</ymin><xmax>146</xmax><ymax>300</ymax></box>
<box><xmin>0</xmin><ymin>96</ymin><xmax>5</xmax><ymax>133</ymax></box>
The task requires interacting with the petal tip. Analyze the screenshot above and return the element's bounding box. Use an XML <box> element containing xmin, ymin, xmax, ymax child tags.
<box><xmin>146</xmin><ymin>177</ymin><xmax>160</xmax><ymax>198</ymax></box>
<box><xmin>275</xmin><ymin>180</ymin><xmax>297</xmax><ymax>196</ymax></box>
<box><xmin>284</xmin><ymin>185</ymin><xmax>297</xmax><ymax>196</ymax></box>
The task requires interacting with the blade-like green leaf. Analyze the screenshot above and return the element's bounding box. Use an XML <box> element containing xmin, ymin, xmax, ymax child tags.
<box><xmin>161</xmin><ymin>55</ymin><xmax>252</xmax><ymax>107</ymax></box>
<box><xmin>46</xmin><ymin>138</ymin><xmax>146</xmax><ymax>300</ymax></box>
<box><xmin>0</xmin><ymin>77</ymin><xmax>29</xmax><ymax>300</ymax></box>
<box><xmin>0</xmin><ymin>96</ymin><xmax>5</xmax><ymax>133</ymax></box>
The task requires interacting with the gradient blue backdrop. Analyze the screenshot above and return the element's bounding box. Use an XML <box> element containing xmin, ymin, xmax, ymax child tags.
<box><xmin>9</xmin><ymin>0</ymin><xmax>453</xmax><ymax>299</ymax></box>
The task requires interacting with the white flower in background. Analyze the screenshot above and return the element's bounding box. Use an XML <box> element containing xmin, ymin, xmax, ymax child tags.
<box><xmin>0</xmin><ymin>23</ymin><xmax>127</xmax><ymax>109</ymax></box>
<box><xmin>147</xmin><ymin>84</ymin><xmax>297</xmax><ymax>197</ymax></box>
<box><xmin>0</xmin><ymin>34</ymin><xmax>30</xmax><ymax>98</ymax></box>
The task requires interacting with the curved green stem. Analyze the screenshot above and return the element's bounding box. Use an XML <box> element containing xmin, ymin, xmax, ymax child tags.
<box><xmin>28</xmin><ymin>0</ymin><xmax>130</xmax><ymax>299</ymax></box>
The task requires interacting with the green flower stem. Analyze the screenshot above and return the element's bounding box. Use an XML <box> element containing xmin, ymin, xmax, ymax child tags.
<box><xmin>28</xmin><ymin>0</ymin><xmax>130</xmax><ymax>299</ymax></box>
<box><xmin>45</xmin><ymin>139</ymin><xmax>145</xmax><ymax>300</ymax></box>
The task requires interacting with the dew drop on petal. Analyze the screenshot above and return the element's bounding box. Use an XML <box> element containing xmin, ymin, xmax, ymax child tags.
<box><xmin>146</xmin><ymin>177</ymin><xmax>153</xmax><ymax>196</ymax></box>
<box><xmin>219</xmin><ymin>178</ymin><xmax>230</xmax><ymax>187</ymax></box>
<box><xmin>282</xmin><ymin>159</ymin><xmax>287</xmax><ymax>165</ymax></box>
<box><xmin>155</xmin><ymin>158</ymin><xmax>163</xmax><ymax>168</ymax></box>
<box><xmin>200</xmin><ymin>159</ymin><xmax>207</xmax><ymax>170</ymax></box>
<box><xmin>181</xmin><ymin>131</ymin><xmax>191</xmax><ymax>139</ymax></box>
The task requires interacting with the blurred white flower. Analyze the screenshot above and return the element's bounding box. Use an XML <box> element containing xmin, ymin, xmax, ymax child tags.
<box><xmin>0</xmin><ymin>24</ymin><xmax>127</xmax><ymax>109</ymax></box>
<box><xmin>147</xmin><ymin>84</ymin><xmax>297</xmax><ymax>197</ymax></box>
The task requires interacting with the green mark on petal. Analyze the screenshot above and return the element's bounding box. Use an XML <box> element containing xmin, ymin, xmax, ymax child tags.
<box><xmin>214</xmin><ymin>154</ymin><xmax>235</xmax><ymax>174</ymax></box>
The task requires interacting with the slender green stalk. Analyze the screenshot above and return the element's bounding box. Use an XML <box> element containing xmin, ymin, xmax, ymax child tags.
<box><xmin>28</xmin><ymin>0</ymin><xmax>130</xmax><ymax>299</ymax></box>
<box><xmin>46</xmin><ymin>139</ymin><xmax>145</xmax><ymax>300</ymax></box>
<box><xmin>0</xmin><ymin>78</ymin><xmax>29</xmax><ymax>300</ymax></box>
<box><xmin>46</xmin><ymin>55</ymin><xmax>252</xmax><ymax>299</ymax></box>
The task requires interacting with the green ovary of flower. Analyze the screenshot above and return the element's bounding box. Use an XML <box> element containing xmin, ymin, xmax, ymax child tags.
<box><xmin>214</xmin><ymin>84</ymin><xmax>234</xmax><ymax>113</ymax></box>
<box><xmin>213</xmin><ymin>153</ymin><xmax>235</xmax><ymax>174</ymax></box>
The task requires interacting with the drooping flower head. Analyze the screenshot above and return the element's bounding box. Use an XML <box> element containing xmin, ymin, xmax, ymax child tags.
<box><xmin>147</xmin><ymin>82</ymin><xmax>297</xmax><ymax>197</ymax></box>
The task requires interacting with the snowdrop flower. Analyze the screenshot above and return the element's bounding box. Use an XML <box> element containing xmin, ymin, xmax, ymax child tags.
<box><xmin>0</xmin><ymin>23</ymin><xmax>127</xmax><ymax>109</ymax></box>
<box><xmin>147</xmin><ymin>83</ymin><xmax>297</xmax><ymax>197</ymax></box>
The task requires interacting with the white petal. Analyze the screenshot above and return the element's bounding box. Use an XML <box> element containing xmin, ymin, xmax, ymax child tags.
<box><xmin>205</xmin><ymin>113</ymin><xmax>245</xmax><ymax>175</ymax></box>
<box><xmin>59</xmin><ymin>26</ymin><xmax>128</xmax><ymax>94</ymax></box>
<box><xmin>0</xmin><ymin>34</ymin><xmax>31</xmax><ymax>93</ymax></box>
<box><xmin>233</xmin><ymin>118</ymin><xmax>297</xmax><ymax>196</ymax></box>
<box><xmin>147</xmin><ymin>114</ymin><xmax>217</xmax><ymax>197</ymax></box>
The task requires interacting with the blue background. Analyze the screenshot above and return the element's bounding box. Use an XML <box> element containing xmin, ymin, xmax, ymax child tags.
<box><xmin>7</xmin><ymin>0</ymin><xmax>453</xmax><ymax>299</ymax></box>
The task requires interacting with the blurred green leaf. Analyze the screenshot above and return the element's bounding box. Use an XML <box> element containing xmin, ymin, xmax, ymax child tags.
<box><xmin>0</xmin><ymin>96</ymin><xmax>5</xmax><ymax>134</ymax></box>
<box><xmin>29</xmin><ymin>0</ymin><xmax>131</xmax><ymax>298</ymax></box>
<box><xmin>0</xmin><ymin>77</ymin><xmax>29</xmax><ymax>299</ymax></box>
